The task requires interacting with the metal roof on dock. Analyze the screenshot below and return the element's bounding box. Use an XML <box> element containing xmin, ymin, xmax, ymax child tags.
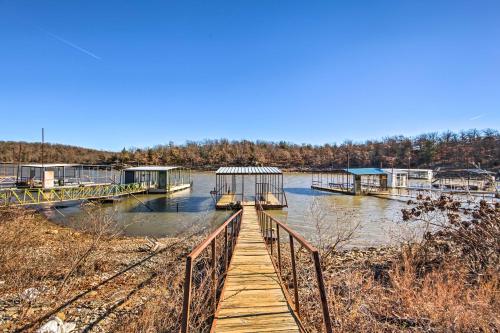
<box><xmin>21</xmin><ymin>163</ymin><xmax>81</xmax><ymax>168</ymax></box>
<box><xmin>318</xmin><ymin>168</ymin><xmax>387</xmax><ymax>175</ymax></box>
<box><xmin>124</xmin><ymin>166</ymin><xmax>182</xmax><ymax>171</ymax></box>
<box><xmin>216</xmin><ymin>166</ymin><xmax>282</xmax><ymax>175</ymax></box>
<box><xmin>344</xmin><ymin>168</ymin><xmax>386</xmax><ymax>175</ymax></box>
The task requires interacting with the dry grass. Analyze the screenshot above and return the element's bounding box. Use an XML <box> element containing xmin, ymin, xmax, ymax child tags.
<box><xmin>1</xmin><ymin>197</ymin><xmax>498</xmax><ymax>333</ymax></box>
<box><xmin>0</xmin><ymin>205</ymin><xmax>202</xmax><ymax>332</ymax></box>
<box><xmin>314</xmin><ymin>247</ymin><xmax>500</xmax><ymax>332</ymax></box>
<box><xmin>299</xmin><ymin>197</ymin><xmax>500</xmax><ymax>332</ymax></box>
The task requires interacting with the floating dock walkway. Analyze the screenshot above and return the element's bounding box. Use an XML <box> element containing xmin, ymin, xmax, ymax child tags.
<box><xmin>0</xmin><ymin>183</ymin><xmax>147</xmax><ymax>206</ymax></box>
<box><xmin>212</xmin><ymin>205</ymin><xmax>300</xmax><ymax>332</ymax></box>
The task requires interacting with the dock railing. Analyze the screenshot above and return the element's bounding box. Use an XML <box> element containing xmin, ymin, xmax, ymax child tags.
<box><xmin>256</xmin><ymin>202</ymin><xmax>333</xmax><ymax>333</ymax></box>
<box><xmin>181</xmin><ymin>209</ymin><xmax>243</xmax><ymax>333</ymax></box>
<box><xmin>0</xmin><ymin>183</ymin><xmax>145</xmax><ymax>206</ymax></box>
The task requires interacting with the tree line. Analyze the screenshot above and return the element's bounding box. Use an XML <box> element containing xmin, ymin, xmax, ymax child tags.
<box><xmin>1</xmin><ymin>129</ymin><xmax>498</xmax><ymax>171</ymax></box>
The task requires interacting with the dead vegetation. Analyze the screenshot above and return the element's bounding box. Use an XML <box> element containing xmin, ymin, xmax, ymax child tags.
<box><xmin>298</xmin><ymin>195</ymin><xmax>500</xmax><ymax>332</ymax></box>
<box><xmin>1</xmin><ymin>195</ymin><xmax>498</xmax><ymax>332</ymax></box>
<box><xmin>0</xmin><ymin>204</ymin><xmax>206</xmax><ymax>332</ymax></box>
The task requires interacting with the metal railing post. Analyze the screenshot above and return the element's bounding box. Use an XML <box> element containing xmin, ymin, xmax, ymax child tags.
<box><xmin>289</xmin><ymin>235</ymin><xmax>299</xmax><ymax>315</ymax></box>
<box><xmin>312</xmin><ymin>251</ymin><xmax>333</xmax><ymax>333</ymax></box>
<box><xmin>181</xmin><ymin>256</ymin><xmax>193</xmax><ymax>333</ymax></box>
<box><xmin>277</xmin><ymin>224</ymin><xmax>282</xmax><ymax>275</ymax></box>
<box><xmin>231</xmin><ymin>220</ymin><xmax>235</xmax><ymax>256</ymax></box>
<box><xmin>224</xmin><ymin>225</ymin><xmax>228</xmax><ymax>271</ymax></box>
<box><xmin>260</xmin><ymin>212</ymin><xmax>264</xmax><ymax>236</ymax></box>
<box><xmin>211</xmin><ymin>238</ymin><xmax>217</xmax><ymax>314</ymax></box>
<box><xmin>270</xmin><ymin>218</ymin><xmax>274</xmax><ymax>256</ymax></box>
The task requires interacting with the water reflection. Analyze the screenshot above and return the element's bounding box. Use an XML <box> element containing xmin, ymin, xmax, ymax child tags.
<box><xmin>48</xmin><ymin>172</ymin><xmax>234</xmax><ymax>237</ymax></box>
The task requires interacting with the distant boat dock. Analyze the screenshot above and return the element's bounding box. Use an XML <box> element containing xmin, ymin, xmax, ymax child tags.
<box><xmin>311</xmin><ymin>167</ymin><xmax>498</xmax><ymax>201</ymax></box>
<box><xmin>0</xmin><ymin>164</ymin><xmax>192</xmax><ymax>206</ymax></box>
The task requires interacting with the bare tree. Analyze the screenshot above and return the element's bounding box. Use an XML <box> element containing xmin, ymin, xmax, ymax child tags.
<box><xmin>307</xmin><ymin>196</ymin><xmax>361</xmax><ymax>266</ymax></box>
<box><xmin>58</xmin><ymin>201</ymin><xmax>119</xmax><ymax>292</ymax></box>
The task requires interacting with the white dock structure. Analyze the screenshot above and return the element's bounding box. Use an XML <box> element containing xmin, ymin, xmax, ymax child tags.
<box><xmin>123</xmin><ymin>166</ymin><xmax>192</xmax><ymax>193</ymax></box>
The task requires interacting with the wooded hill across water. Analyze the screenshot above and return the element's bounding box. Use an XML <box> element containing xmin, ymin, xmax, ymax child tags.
<box><xmin>1</xmin><ymin>128</ymin><xmax>499</xmax><ymax>171</ymax></box>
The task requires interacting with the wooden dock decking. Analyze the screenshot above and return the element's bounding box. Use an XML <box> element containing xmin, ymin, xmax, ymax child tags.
<box><xmin>256</xmin><ymin>192</ymin><xmax>281</xmax><ymax>207</ymax></box>
<box><xmin>212</xmin><ymin>205</ymin><xmax>300</xmax><ymax>333</ymax></box>
<box><xmin>216</xmin><ymin>193</ymin><xmax>236</xmax><ymax>209</ymax></box>
<box><xmin>217</xmin><ymin>193</ymin><xmax>285</xmax><ymax>209</ymax></box>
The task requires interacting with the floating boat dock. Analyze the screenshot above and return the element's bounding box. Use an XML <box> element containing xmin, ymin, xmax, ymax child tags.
<box><xmin>123</xmin><ymin>166</ymin><xmax>192</xmax><ymax>194</ymax></box>
<box><xmin>0</xmin><ymin>164</ymin><xmax>193</xmax><ymax>206</ymax></box>
<box><xmin>311</xmin><ymin>168</ymin><xmax>390</xmax><ymax>196</ymax></box>
<box><xmin>213</xmin><ymin>167</ymin><xmax>287</xmax><ymax>209</ymax></box>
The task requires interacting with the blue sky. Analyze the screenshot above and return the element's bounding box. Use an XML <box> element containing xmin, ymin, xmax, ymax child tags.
<box><xmin>1</xmin><ymin>0</ymin><xmax>499</xmax><ymax>151</ymax></box>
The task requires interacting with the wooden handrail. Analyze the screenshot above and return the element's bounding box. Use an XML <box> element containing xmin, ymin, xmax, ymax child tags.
<box><xmin>181</xmin><ymin>209</ymin><xmax>243</xmax><ymax>333</ymax></box>
<box><xmin>255</xmin><ymin>202</ymin><xmax>333</xmax><ymax>333</ymax></box>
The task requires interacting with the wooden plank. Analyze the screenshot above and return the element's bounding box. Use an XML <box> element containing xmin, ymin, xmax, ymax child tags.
<box><xmin>212</xmin><ymin>206</ymin><xmax>300</xmax><ymax>333</ymax></box>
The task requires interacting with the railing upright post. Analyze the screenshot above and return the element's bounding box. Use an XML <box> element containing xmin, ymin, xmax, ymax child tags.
<box><xmin>211</xmin><ymin>238</ymin><xmax>217</xmax><ymax>314</ymax></box>
<box><xmin>277</xmin><ymin>224</ymin><xmax>282</xmax><ymax>275</ymax></box>
<box><xmin>224</xmin><ymin>225</ymin><xmax>228</xmax><ymax>271</ymax></box>
<box><xmin>181</xmin><ymin>256</ymin><xmax>193</xmax><ymax>333</ymax></box>
<box><xmin>230</xmin><ymin>219</ymin><xmax>235</xmax><ymax>257</ymax></box>
<box><xmin>266</xmin><ymin>215</ymin><xmax>270</xmax><ymax>243</ymax></box>
<box><xmin>260</xmin><ymin>212</ymin><xmax>264</xmax><ymax>236</ymax></box>
<box><xmin>312</xmin><ymin>251</ymin><xmax>333</xmax><ymax>333</ymax></box>
<box><xmin>236</xmin><ymin>213</ymin><xmax>239</xmax><ymax>238</ymax></box>
<box><xmin>289</xmin><ymin>235</ymin><xmax>300</xmax><ymax>315</ymax></box>
<box><xmin>270</xmin><ymin>218</ymin><xmax>274</xmax><ymax>256</ymax></box>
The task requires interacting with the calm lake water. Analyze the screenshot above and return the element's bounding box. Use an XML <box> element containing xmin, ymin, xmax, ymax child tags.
<box><xmin>47</xmin><ymin>172</ymin><xmax>408</xmax><ymax>247</ymax></box>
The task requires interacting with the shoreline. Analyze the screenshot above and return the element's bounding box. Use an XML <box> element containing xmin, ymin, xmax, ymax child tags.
<box><xmin>0</xmin><ymin>207</ymin><xmax>398</xmax><ymax>332</ymax></box>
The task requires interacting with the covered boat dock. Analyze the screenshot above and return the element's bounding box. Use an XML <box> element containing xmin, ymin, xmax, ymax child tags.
<box><xmin>311</xmin><ymin>168</ymin><xmax>389</xmax><ymax>195</ymax></box>
<box><xmin>123</xmin><ymin>166</ymin><xmax>192</xmax><ymax>193</ymax></box>
<box><xmin>15</xmin><ymin>163</ymin><xmax>115</xmax><ymax>189</ymax></box>
<box><xmin>213</xmin><ymin>166</ymin><xmax>287</xmax><ymax>209</ymax></box>
<box><xmin>432</xmin><ymin>168</ymin><xmax>496</xmax><ymax>192</ymax></box>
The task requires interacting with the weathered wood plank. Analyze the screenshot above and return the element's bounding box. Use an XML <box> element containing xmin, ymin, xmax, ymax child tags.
<box><xmin>212</xmin><ymin>206</ymin><xmax>300</xmax><ymax>333</ymax></box>
<box><xmin>216</xmin><ymin>193</ymin><xmax>236</xmax><ymax>208</ymax></box>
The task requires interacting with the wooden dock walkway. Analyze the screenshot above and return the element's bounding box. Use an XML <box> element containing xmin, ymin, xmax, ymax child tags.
<box><xmin>212</xmin><ymin>205</ymin><xmax>300</xmax><ymax>333</ymax></box>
